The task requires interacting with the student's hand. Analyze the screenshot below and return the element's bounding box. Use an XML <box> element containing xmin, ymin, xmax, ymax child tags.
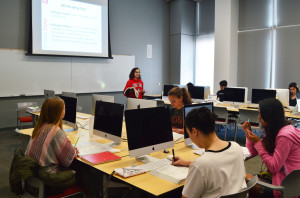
<box><xmin>173</xmin><ymin>128</ymin><xmax>184</xmax><ymax>134</ymax></box>
<box><xmin>242</xmin><ymin>121</ymin><xmax>252</xmax><ymax>133</ymax></box>
<box><xmin>74</xmin><ymin>147</ymin><xmax>79</xmax><ymax>158</ymax></box>
<box><xmin>245</xmin><ymin>129</ymin><xmax>260</xmax><ymax>143</ymax></box>
<box><xmin>172</xmin><ymin>156</ymin><xmax>192</xmax><ymax>167</ymax></box>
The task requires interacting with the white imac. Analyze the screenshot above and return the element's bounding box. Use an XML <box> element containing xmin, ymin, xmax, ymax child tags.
<box><xmin>44</xmin><ymin>89</ymin><xmax>55</xmax><ymax>99</ymax></box>
<box><xmin>162</xmin><ymin>85</ymin><xmax>177</xmax><ymax>100</ymax></box>
<box><xmin>92</xmin><ymin>94</ymin><xmax>114</xmax><ymax>116</ymax></box>
<box><xmin>223</xmin><ymin>87</ymin><xmax>248</xmax><ymax>105</ymax></box>
<box><xmin>125</xmin><ymin>107</ymin><xmax>174</xmax><ymax>159</ymax></box>
<box><xmin>184</xmin><ymin>103</ymin><xmax>214</xmax><ymax>147</ymax></box>
<box><xmin>188</xmin><ymin>85</ymin><xmax>211</xmax><ymax>100</ymax></box>
<box><xmin>296</xmin><ymin>92</ymin><xmax>300</xmax><ymax>114</ymax></box>
<box><xmin>59</xmin><ymin>96</ymin><xmax>77</xmax><ymax>131</ymax></box>
<box><xmin>93</xmin><ymin>101</ymin><xmax>124</xmax><ymax>144</ymax></box>
<box><xmin>62</xmin><ymin>91</ymin><xmax>76</xmax><ymax>98</ymax></box>
<box><xmin>274</xmin><ymin>89</ymin><xmax>289</xmax><ymax>107</ymax></box>
<box><xmin>126</xmin><ymin>98</ymin><xmax>157</xmax><ymax>110</ymax></box>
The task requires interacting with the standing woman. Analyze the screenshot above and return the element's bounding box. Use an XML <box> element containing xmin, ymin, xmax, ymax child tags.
<box><xmin>168</xmin><ymin>87</ymin><xmax>192</xmax><ymax>134</ymax></box>
<box><xmin>242</xmin><ymin>98</ymin><xmax>300</xmax><ymax>198</ymax></box>
<box><xmin>288</xmin><ymin>82</ymin><xmax>299</xmax><ymax>106</ymax></box>
<box><xmin>123</xmin><ymin>67</ymin><xmax>145</xmax><ymax>99</ymax></box>
<box><xmin>25</xmin><ymin>97</ymin><xmax>79</xmax><ymax>194</ymax></box>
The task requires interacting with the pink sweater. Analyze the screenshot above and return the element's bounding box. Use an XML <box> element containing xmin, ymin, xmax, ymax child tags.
<box><xmin>246</xmin><ymin>125</ymin><xmax>300</xmax><ymax>198</ymax></box>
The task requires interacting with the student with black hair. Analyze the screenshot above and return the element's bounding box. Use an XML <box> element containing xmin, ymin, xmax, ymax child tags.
<box><xmin>216</xmin><ymin>80</ymin><xmax>228</xmax><ymax>102</ymax></box>
<box><xmin>123</xmin><ymin>67</ymin><xmax>145</xmax><ymax>99</ymax></box>
<box><xmin>173</xmin><ymin>107</ymin><xmax>246</xmax><ymax>197</ymax></box>
<box><xmin>288</xmin><ymin>82</ymin><xmax>299</xmax><ymax>106</ymax></box>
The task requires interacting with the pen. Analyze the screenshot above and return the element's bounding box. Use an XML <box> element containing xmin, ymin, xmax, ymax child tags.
<box><xmin>74</xmin><ymin>137</ymin><xmax>80</xmax><ymax>147</ymax></box>
<box><xmin>172</xmin><ymin>148</ymin><xmax>176</xmax><ymax>162</ymax></box>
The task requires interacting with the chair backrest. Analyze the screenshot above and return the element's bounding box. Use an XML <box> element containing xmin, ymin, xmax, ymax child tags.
<box><xmin>238</xmin><ymin>109</ymin><xmax>259</xmax><ymax>124</ymax></box>
<box><xmin>214</xmin><ymin>106</ymin><xmax>229</xmax><ymax>120</ymax></box>
<box><xmin>17</xmin><ymin>102</ymin><xmax>38</xmax><ymax>114</ymax></box>
<box><xmin>221</xmin><ymin>176</ymin><xmax>258</xmax><ymax>198</ymax></box>
<box><xmin>281</xmin><ymin>169</ymin><xmax>300</xmax><ymax>198</ymax></box>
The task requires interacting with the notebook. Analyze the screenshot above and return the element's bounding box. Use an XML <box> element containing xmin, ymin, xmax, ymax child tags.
<box><xmin>150</xmin><ymin>164</ymin><xmax>189</xmax><ymax>184</ymax></box>
<box><xmin>81</xmin><ymin>151</ymin><xmax>121</xmax><ymax>165</ymax></box>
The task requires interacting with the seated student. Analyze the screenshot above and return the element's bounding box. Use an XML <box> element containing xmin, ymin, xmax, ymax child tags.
<box><xmin>168</xmin><ymin>87</ymin><xmax>192</xmax><ymax>134</ymax></box>
<box><xmin>242</xmin><ymin>98</ymin><xmax>300</xmax><ymax>198</ymax></box>
<box><xmin>25</xmin><ymin>97</ymin><xmax>79</xmax><ymax>194</ymax></box>
<box><xmin>173</xmin><ymin>107</ymin><xmax>246</xmax><ymax>197</ymax></box>
<box><xmin>216</xmin><ymin>80</ymin><xmax>228</xmax><ymax>102</ymax></box>
<box><xmin>288</xmin><ymin>82</ymin><xmax>299</xmax><ymax>106</ymax></box>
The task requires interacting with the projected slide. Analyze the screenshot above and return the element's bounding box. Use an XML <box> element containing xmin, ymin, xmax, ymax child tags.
<box><xmin>31</xmin><ymin>0</ymin><xmax>110</xmax><ymax>58</ymax></box>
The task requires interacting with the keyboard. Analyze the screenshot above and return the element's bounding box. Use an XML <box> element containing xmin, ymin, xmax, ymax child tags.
<box><xmin>76</xmin><ymin>142</ymin><xmax>120</xmax><ymax>156</ymax></box>
<box><xmin>114</xmin><ymin>158</ymin><xmax>172</xmax><ymax>178</ymax></box>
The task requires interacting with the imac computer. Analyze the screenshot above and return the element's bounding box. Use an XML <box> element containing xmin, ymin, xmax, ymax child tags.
<box><xmin>126</xmin><ymin>98</ymin><xmax>158</xmax><ymax>110</ymax></box>
<box><xmin>93</xmin><ymin>101</ymin><xmax>124</xmax><ymax>145</ymax></box>
<box><xmin>296</xmin><ymin>92</ymin><xmax>300</xmax><ymax>114</ymax></box>
<box><xmin>62</xmin><ymin>91</ymin><xmax>76</xmax><ymax>98</ymax></box>
<box><xmin>162</xmin><ymin>85</ymin><xmax>177</xmax><ymax>100</ymax></box>
<box><xmin>44</xmin><ymin>89</ymin><xmax>55</xmax><ymax>99</ymax></box>
<box><xmin>184</xmin><ymin>103</ymin><xmax>214</xmax><ymax>147</ymax></box>
<box><xmin>223</xmin><ymin>87</ymin><xmax>248</xmax><ymax>104</ymax></box>
<box><xmin>274</xmin><ymin>89</ymin><xmax>289</xmax><ymax>107</ymax></box>
<box><xmin>188</xmin><ymin>86</ymin><xmax>211</xmax><ymax>100</ymax></box>
<box><xmin>59</xmin><ymin>96</ymin><xmax>77</xmax><ymax>130</ymax></box>
<box><xmin>92</xmin><ymin>94</ymin><xmax>114</xmax><ymax>116</ymax></box>
<box><xmin>251</xmin><ymin>89</ymin><xmax>276</xmax><ymax>106</ymax></box>
<box><xmin>125</xmin><ymin>107</ymin><xmax>174</xmax><ymax>159</ymax></box>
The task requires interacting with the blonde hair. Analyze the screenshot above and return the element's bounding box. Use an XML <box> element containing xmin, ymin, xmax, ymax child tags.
<box><xmin>32</xmin><ymin>97</ymin><xmax>64</xmax><ymax>139</ymax></box>
<box><xmin>168</xmin><ymin>87</ymin><xmax>192</xmax><ymax>105</ymax></box>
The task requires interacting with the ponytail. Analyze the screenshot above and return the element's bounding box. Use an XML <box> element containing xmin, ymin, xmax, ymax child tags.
<box><xmin>168</xmin><ymin>87</ymin><xmax>192</xmax><ymax>105</ymax></box>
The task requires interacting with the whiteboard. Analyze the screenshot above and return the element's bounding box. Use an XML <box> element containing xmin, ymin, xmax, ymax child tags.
<box><xmin>0</xmin><ymin>50</ymin><xmax>135</xmax><ymax>97</ymax></box>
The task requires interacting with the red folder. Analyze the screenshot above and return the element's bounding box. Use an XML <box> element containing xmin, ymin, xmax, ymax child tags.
<box><xmin>81</xmin><ymin>151</ymin><xmax>121</xmax><ymax>165</ymax></box>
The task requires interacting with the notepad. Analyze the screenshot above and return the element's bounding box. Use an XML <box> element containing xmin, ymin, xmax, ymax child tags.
<box><xmin>81</xmin><ymin>151</ymin><xmax>121</xmax><ymax>165</ymax></box>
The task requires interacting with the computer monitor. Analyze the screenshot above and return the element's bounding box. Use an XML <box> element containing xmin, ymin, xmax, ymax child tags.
<box><xmin>92</xmin><ymin>94</ymin><xmax>114</xmax><ymax>116</ymax></box>
<box><xmin>93</xmin><ymin>101</ymin><xmax>124</xmax><ymax>144</ymax></box>
<box><xmin>59</xmin><ymin>96</ymin><xmax>77</xmax><ymax>129</ymax></box>
<box><xmin>184</xmin><ymin>103</ymin><xmax>214</xmax><ymax>146</ymax></box>
<box><xmin>163</xmin><ymin>85</ymin><xmax>177</xmax><ymax>97</ymax></box>
<box><xmin>44</xmin><ymin>89</ymin><xmax>55</xmax><ymax>99</ymax></box>
<box><xmin>223</xmin><ymin>87</ymin><xmax>248</xmax><ymax>104</ymax></box>
<box><xmin>251</xmin><ymin>89</ymin><xmax>277</xmax><ymax>104</ymax></box>
<box><xmin>126</xmin><ymin>98</ymin><xmax>157</xmax><ymax>110</ymax></box>
<box><xmin>62</xmin><ymin>91</ymin><xmax>76</xmax><ymax>98</ymax></box>
<box><xmin>296</xmin><ymin>92</ymin><xmax>300</xmax><ymax>112</ymax></box>
<box><xmin>274</xmin><ymin>89</ymin><xmax>289</xmax><ymax>107</ymax></box>
<box><xmin>125</xmin><ymin>107</ymin><xmax>174</xmax><ymax>158</ymax></box>
<box><xmin>189</xmin><ymin>86</ymin><xmax>211</xmax><ymax>100</ymax></box>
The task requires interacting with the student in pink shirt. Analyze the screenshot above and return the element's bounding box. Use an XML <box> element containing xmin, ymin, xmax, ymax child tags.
<box><xmin>242</xmin><ymin>98</ymin><xmax>300</xmax><ymax>198</ymax></box>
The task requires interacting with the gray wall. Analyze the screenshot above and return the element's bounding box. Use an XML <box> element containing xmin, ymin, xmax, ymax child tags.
<box><xmin>0</xmin><ymin>0</ymin><xmax>170</xmax><ymax>128</ymax></box>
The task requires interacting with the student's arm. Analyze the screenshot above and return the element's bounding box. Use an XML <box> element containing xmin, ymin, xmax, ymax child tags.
<box><xmin>172</xmin><ymin>156</ymin><xmax>192</xmax><ymax>167</ymax></box>
<box><xmin>255</xmin><ymin>136</ymin><xmax>293</xmax><ymax>174</ymax></box>
<box><xmin>55</xmin><ymin>129</ymin><xmax>76</xmax><ymax>168</ymax></box>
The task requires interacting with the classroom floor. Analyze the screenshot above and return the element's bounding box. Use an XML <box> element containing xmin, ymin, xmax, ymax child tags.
<box><xmin>0</xmin><ymin>126</ymin><xmax>262</xmax><ymax>198</ymax></box>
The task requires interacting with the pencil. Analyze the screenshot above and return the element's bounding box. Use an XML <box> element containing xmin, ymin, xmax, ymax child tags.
<box><xmin>74</xmin><ymin>137</ymin><xmax>80</xmax><ymax>147</ymax></box>
<box><xmin>172</xmin><ymin>148</ymin><xmax>176</xmax><ymax>162</ymax></box>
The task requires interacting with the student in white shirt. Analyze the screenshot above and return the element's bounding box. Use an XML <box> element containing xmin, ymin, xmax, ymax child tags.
<box><xmin>173</xmin><ymin>107</ymin><xmax>246</xmax><ymax>198</ymax></box>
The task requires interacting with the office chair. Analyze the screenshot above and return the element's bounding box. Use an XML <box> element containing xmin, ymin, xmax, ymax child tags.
<box><xmin>16</xmin><ymin>102</ymin><xmax>38</xmax><ymax>129</ymax></box>
<box><xmin>235</xmin><ymin>109</ymin><xmax>262</xmax><ymax>141</ymax></box>
<box><xmin>220</xmin><ymin>175</ymin><xmax>258</xmax><ymax>198</ymax></box>
<box><xmin>256</xmin><ymin>169</ymin><xmax>300</xmax><ymax>198</ymax></box>
<box><xmin>214</xmin><ymin>106</ymin><xmax>236</xmax><ymax>140</ymax></box>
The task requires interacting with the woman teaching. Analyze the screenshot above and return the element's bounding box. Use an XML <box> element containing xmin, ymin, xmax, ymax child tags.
<box><xmin>123</xmin><ymin>67</ymin><xmax>145</xmax><ymax>99</ymax></box>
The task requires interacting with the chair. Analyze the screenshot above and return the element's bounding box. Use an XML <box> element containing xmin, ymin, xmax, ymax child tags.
<box><xmin>221</xmin><ymin>175</ymin><xmax>258</xmax><ymax>198</ymax></box>
<box><xmin>235</xmin><ymin>109</ymin><xmax>262</xmax><ymax>141</ymax></box>
<box><xmin>257</xmin><ymin>169</ymin><xmax>300</xmax><ymax>198</ymax></box>
<box><xmin>17</xmin><ymin>102</ymin><xmax>38</xmax><ymax>129</ymax></box>
<box><xmin>25</xmin><ymin>176</ymin><xmax>86</xmax><ymax>198</ymax></box>
<box><xmin>214</xmin><ymin>106</ymin><xmax>236</xmax><ymax>140</ymax></box>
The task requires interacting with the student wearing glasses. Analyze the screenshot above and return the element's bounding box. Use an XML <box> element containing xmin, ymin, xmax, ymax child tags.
<box><xmin>288</xmin><ymin>82</ymin><xmax>299</xmax><ymax>106</ymax></box>
<box><xmin>123</xmin><ymin>67</ymin><xmax>145</xmax><ymax>99</ymax></box>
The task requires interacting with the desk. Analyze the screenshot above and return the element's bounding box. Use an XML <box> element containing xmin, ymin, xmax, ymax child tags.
<box><xmin>20</xmin><ymin>122</ymin><xmax>199</xmax><ymax>197</ymax></box>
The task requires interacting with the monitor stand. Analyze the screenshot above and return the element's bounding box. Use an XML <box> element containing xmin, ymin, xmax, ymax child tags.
<box><xmin>104</xmin><ymin>141</ymin><xmax>121</xmax><ymax>148</ymax></box>
<box><xmin>64</xmin><ymin>123</ymin><xmax>78</xmax><ymax>132</ymax></box>
<box><xmin>187</xmin><ymin>143</ymin><xmax>200</xmax><ymax>150</ymax></box>
<box><xmin>135</xmin><ymin>155</ymin><xmax>161</xmax><ymax>164</ymax></box>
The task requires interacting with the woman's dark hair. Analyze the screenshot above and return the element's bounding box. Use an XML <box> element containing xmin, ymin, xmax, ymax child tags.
<box><xmin>289</xmin><ymin>82</ymin><xmax>299</xmax><ymax>91</ymax></box>
<box><xmin>129</xmin><ymin>67</ymin><xmax>141</xmax><ymax>80</ymax></box>
<box><xmin>185</xmin><ymin>107</ymin><xmax>217</xmax><ymax>135</ymax></box>
<box><xmin>219</xmin><ymin>80</ymin><xmax>228</xmax><ymax>87</ymax></box>
<box><xmin>168</xmin><ymin>87</ymin><xmax>192</xmax><ymax>105</ymax></box>
<box><xmin>259</xmin><ymin>98</ymin><xmax>290</xmax><ymax>154</ymax></box>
